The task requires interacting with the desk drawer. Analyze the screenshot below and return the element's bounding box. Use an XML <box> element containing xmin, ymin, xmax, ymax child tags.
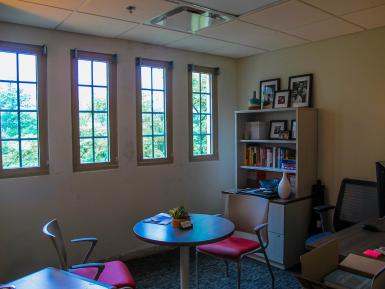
<box><xmin>266</xmin><ymin>231</ymin><xmax>284</xmax><ymax>263</ymax></box>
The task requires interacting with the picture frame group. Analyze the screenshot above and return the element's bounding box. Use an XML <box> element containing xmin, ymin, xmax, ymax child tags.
<box><xmin>269</xmin><ymin>119</ymin><xmax>297</xmax><ymax>140</ymax></box>
<box><xmin>259</xmin><ymin>74</ymin><xmax>312</xmax><ymax>109</ymax></box>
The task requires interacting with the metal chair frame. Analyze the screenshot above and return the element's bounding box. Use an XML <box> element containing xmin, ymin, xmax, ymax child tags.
<box><xmin>196</xmin><ymin>223</ymin><xmax>275</xmax><ymax>289</ymax></box>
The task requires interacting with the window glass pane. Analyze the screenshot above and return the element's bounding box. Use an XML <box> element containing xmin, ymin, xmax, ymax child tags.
<box><xmin>78</xmin><ymin>86</ymin><xmax>92</xmax><ymax>111</ymax></box>
<box><xmin>142</xmin><ymin>114</ymin><xmax>152</xmax><ymax>136</ymax></box>
<box><xmin>154</xmin><ymin>136</ymin><xmax>165</xmax><ymax>158</ymax></box>
<box><xmin>153</xmin><ymin>91</ymin><xmax>164</xmax><ymax>112</ymax></box>
<box><xmin>94</xmin><ymin>113</ymin><xmax>108</xmax><ymax>137</ymax></box>
<box><xmin>2</xmin><ymin>140</ymin><xmax>20</xmax><ymax>168</ymax></box>
<box><xmin>80</xmin><ymin>138</ymin><xmax>93</xmax><ymax>163</ymax></box>
<box><xmin>0</xmin><ymin>82</ymin><xmax>18</xmax><ymax>110</ymax></box>
<box><xmin>93</xmin><ymin>61</ymin><xmax>107</xmax><ymax>86</ymax></box>
<box><xmin>79</xmin><ymin>112</ymin><xmax>92</xmax><ymax>137</ymax></box>
<box><xmin>21</xmin><ymin>140</ymin><xmax>39</xmax><ymax>167</ymax></box>
<box><xmin>143</xmin><ymin>136</ymin><xmax>153</xmax><ymax>159</ymax></box>
<box><xmin>142</xmin><ymin>90</ymin><xmax>151</xmax><ymax>112</ymax></box>
<box><xmin>153</xmin><ymin>114</ymin><xmax>164</xmax><ymax>135</ymax></box>
<box><xmin>94</xmin><ymin>87</ymin><xmax>108</xmax><ymax>111</ymax></box>
<box><xmin>19</xmin><ymin>54</ymin><xmax>36</xmax><ymax>82</ymax></box>
<box><xmin>152</xmin><ymin>68</ymin><xmax>164</xmax><ymax>90</ymax></box>
<box><xmin>20</xmin><ymin>83</ymin><xmax>37</xmax><ymax>110</ymax></box>
<box><xmin>94</xmin><ymin>138</ymin><xmax>109</xmax><ymax>162</ymax></box>
<box><xmin>192</xmin><ymin>72</ymin><xmax>200</xmax><ymax>93</ymax></box>
<box><xmin>193</xmin><ymin>135</ymin><xmax>201</xmax><ymax>156</ymax></box>
<box><xmin>201</xmin><ymin>135</ymin><xmax>211</xmax><ymax>154</ymax></box>
<box><xmin>20</xmin><ymin>112</ymin><xmax>38</xmax><ymax>138</ymax></box>
<box><xmin>0</xmin><ymin>52</ymin><xmax>17</xmax><ymax>81</ymax></box>
<box><xmin>141</xmin><ymin>66</ymin><xmax>151</xmax><ymax>89</ymax></box>
<box><xmin>1</xmin><ymin>112</ymin><xmax>19</xmax><ymax>139</ymax></box>
<box><xmin>201</xmin><ymin>114</ymin><xmax>211</xmax><ymax>134</ymax></box>
<box><xmin>201</xmin><ymin>73</ymin><xmax>210</xmax><ymax>93</ymax></box>
<box><xmin>78</xmin><ymin>60</ymin><xmax>91</xmax><ymax>85</ymax></box>
<box><xmin>192</xmin><ymin>114</ymin><xmax>200</xmax><ymax>134</ymax></box>
<box><xmin>201</xmin><ymin>94</ymin><xmax>211</xmax><ymax>113</ymax></box>
<box><xmin>192</xmin><ymin>93</ymin><xmax>200</xmax><ymax>113</ymax></box>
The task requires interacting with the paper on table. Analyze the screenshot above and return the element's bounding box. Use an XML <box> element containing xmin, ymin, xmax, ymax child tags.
<box><xmin>144</xmin><ymin>213</ymin><xmax>172</xmax><ymax>225</ymax></box>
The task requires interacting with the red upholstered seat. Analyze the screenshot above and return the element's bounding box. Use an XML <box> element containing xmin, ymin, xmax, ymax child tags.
<box><xmin>72</xmin><ymin>260</ymin><xmax>136</xmax><ymax>288</ymax></box>
<box><xmin>197</xmin><ymin>236</ymin><xmax>260</xmax><ymax>260</ymax></box>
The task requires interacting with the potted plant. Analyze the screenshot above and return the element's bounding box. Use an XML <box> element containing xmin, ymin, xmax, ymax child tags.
<box><xmin>168</xmin><ymin>206</ymin><xmax>190</xmax><ymax>228</ymax></box>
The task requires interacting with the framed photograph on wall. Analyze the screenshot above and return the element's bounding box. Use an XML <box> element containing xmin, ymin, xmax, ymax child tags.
<box><xmin>269</xmin><ymin>120</ymin><xmax>287</xmax><ymax>139</ymax></box>
<box><xmin>291</xmin><ymin>120</ymin><xmax>297</xmax><ymax>140</ymax></box>
<box><xmin>289</xmin><ymin>74</ymin><xmax>312</xmax><ymax>107</ymax></box>
<box><xmin>273</xmin><ymin>90</ymin><xmax>290</xmax><ymax>109</ymax></box>
<box><xmin>260</xmin><ymin>78</ymin><xmax>280</xmax><ymax>109</ymax></box>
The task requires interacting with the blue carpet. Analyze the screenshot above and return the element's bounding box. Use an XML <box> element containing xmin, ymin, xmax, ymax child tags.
<box><xmin>126</xmin><ymin>249</ymin><xmax>302</xmax><ymax>289</ymax></box>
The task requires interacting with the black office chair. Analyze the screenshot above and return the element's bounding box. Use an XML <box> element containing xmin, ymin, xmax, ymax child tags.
<box><xmin>306</xmin><ymin>178</ymin><xmax>381</xmax><ymax>247</ymax></box>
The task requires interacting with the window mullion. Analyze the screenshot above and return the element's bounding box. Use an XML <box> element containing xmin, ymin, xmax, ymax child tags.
<box><xmin>150</xmin><ymin>68</ymin><xmax>155</xmax><ymax>159</ymax></box>
<box><xmin>91</xmin><ymin>61</ymin><xmax>95</xmax><ymax>163</ymax></box>
<box><xmin>16</xmin><ymin>53</ymin><xmax>23</xmax><ymax>168</ymax></box>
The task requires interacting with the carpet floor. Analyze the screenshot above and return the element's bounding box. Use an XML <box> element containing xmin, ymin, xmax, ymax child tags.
<box><xmin>126</xmin><ymin>249</ymin><xmax>302</xmax><ymax>289</ymax></box>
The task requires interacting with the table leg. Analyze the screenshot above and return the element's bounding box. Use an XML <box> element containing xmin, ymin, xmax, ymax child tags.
<box><xmin>180</xmin><ymin>246</ymin><xmax>190</xmax><ymax>289</ymax></box>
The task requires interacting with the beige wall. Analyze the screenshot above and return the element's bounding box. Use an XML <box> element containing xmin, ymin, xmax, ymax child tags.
<box><xmin>0</xmin><ymin>22</ymin><xmax>237</xmax><ymax>280</ymax></box>
<box><xmin>237</xmin><ymin>26</ymin><xmax>385</xmax><ymax>204</ymax></box>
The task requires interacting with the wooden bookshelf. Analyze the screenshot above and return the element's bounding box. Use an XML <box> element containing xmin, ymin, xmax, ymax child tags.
<box><xmin>235</xmin><ymin>107</ymin><xmax>317</xmax><ymax>197</ymax></box>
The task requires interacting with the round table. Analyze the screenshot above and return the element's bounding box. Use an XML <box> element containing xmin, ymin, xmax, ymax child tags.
<box><xmin>133</xmin><ymin>213</ymin><xmax>235</xmax><ymax>289</ymax></box>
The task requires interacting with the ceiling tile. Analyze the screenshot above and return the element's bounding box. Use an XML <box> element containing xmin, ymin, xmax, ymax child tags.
<box><xmin>58</xmin><ymin>12</ymin><xmax>138</xmax><ymax>37</ymax></box>
<box><xmin>20</xmin><ymin>0</ymin><xmax>85</xmax><ymax>10</ymax></box>
<box><xmin>182</xmin><ymin>0</ymin><xmax>283</xmax><ymax>15</ymax></box>
<box><xmin>119</xmin><ymin>24</ymin><xmax>189</xmax><ymax>45</ymax></box>
<box><xmin>0</xmin><ymin>0</ymin><xmax>71</xmax><ymax>29</ymax></box>
<box><xmin>289</xmin><ymin>17</ymin><xmax>363</xmax><ymax>41</ymax></box>
<box><xmin>209</xmin><ymin>44</ymin><xmax>265</xmax><ymax>58</ymax></box>
<box><xmin>165</xmin><ymin>35</ymin><xmax>231</xmax><ymax>53</ymax></box>
<box><xmin>198</xmin><ymin>20</ymin><xmax>308</xmax><ymax>50</ymax></box>
<box><xmin>342</xmin><ymin>4</ymin><xmax>385</xmax><ymax>29</ymax></box>
<box><xmin>302</xmin><ymin>0</ymin><xmax>385</xmax><ymax>16</ymax></box>
<box><xmin>78</xmin><ymin>0</ymin><xmax>177</xmax><ymax>23</ymax></box>
<box><xmin>241</xmin><ymin>0</ymin><xmax>331</xmax><ymax>31</ymax></box>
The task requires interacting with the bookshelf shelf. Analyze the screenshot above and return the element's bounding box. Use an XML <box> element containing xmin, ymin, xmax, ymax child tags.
<box><xmin>240</xmin><ymin>139</ymin><xmax>296</xmax><ymax>144</ymax></box>
<box><xmin>240</xmin><ymin>166</ymin><xmax>296</xmax><ymax>174</ymax></box>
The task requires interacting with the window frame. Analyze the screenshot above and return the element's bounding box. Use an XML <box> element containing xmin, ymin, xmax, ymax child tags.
<box><xmin>71</xmin><ymin>50</ymin><xmax>118</xmax><ymax>172</ymax></box>
<box><xmin>136</xmin><ymin>57</ymin><xmax>173</xmax><ymax>166</ymax></box>
<box><xmin>0</xmin><ymin>40</ymin><xmax>48</xmax><ymax>178</ymax></box>
<box><xmin>188</xmin><ymin>64</ymin><xmax>219</xmax><ymax>162</ymax></box>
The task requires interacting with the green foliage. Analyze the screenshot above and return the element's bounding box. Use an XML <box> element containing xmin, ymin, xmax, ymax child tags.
<box><xmin>168</xmin><ymin>206</ymin><xmax>189</xmax><ymax>219</ymax></box>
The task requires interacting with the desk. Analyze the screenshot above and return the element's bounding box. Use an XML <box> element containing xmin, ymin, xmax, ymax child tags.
<box><xmin>3</xmin><ymin>267</ymin><xmax>114</xmax><ymax>289</ymax></box>
<box><xmin>133</xmin><ymin>213</ymin><xmax>234</xmax><ymax>289</ymax></box>
<box><xmin>307</xmin><ymin>220</ymin><xmax>385</xmax><ymax>259</ymax></box>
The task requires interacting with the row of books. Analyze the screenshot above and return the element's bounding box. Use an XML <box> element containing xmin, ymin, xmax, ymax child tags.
<box><xmin>244</xmin><ymin>145</ymin><xmax>296</xmax><ymax>170</ymax></box>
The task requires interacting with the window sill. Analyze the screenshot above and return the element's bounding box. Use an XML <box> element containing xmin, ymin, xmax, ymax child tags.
<box><xmin>0</xmin><ymin>167</ymin><xmax>49</xmax><ymax>179</ymax></box>
<box><xmin>73</xmin><ymin>162</ymin><xmax>119</xmax><ymax>172</ymax></box>
<box><xmin>190</xmin><ymin>154</ymin><xmax>219</xmax><ymax>162</ymax></box>
<box><xmin>137</xmin><ymin>157</ymin><xmax>173</xmax><ymax>166</ymax></box>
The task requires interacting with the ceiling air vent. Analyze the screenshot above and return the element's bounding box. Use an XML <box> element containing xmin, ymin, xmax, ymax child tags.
<box><xmin>150</xmin><ymin>6</ymin><xmax>233</xmax><ymax>33</ymax></box>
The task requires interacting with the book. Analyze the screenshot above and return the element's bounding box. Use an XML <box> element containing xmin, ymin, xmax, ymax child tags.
<box><xmin>243</xmin><ymin>145</ymin><xmax>296</xmax><ymax>169</ymax></box>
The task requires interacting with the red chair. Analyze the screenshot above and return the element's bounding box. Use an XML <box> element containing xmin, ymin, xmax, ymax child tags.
<box><xmin>196</xmin><ymin>199</ymin><xmax>275</xmax><ymax>289</ymax></box>
<box><xmin>43</xmin><ymin>219</ymin><xmax>135</xmax><ymax>289</ymax></box>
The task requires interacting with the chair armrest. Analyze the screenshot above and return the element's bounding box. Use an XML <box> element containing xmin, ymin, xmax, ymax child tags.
<box><xmin>70</xmin><ymin>263</ymin><xmax>105</xmax><ymax>281</ymax></box>
<box><xmin>71</xmin><ymin>237</ymin><xmax>98</xmax><ymax>263</ymax></box>
<box><xmin>254</xmin><ymin>223</ymin><xmax>268</xmax><ymax>233</ymax></box>
<box><xmin>254</xmin><ymin>223</ymin><xmax>268</xmax><ymax>248</ymax></box>
<box><xmin>313</xmin><ymin>205</ymin><xmax>335</xmax><ymax>213</ymax></box>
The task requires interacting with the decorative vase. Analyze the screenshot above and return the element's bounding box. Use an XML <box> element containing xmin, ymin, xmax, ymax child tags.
<box><xmin>278</xmin><ymin>173</ymin><xmax>291</xmax><ymax>199</ymax></box>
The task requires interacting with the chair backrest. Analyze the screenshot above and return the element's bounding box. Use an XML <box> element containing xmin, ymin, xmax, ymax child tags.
<box><xmin>334</xmin><ymin>179</ymin><xmax>379</xmax><ymax>232</ymax></box>
<box><xmin>42</xmin><ymin>219</ymin><xmax>68</xmax><ymax>269</ymax></box>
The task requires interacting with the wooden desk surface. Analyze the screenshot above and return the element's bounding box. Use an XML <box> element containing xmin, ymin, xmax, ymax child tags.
<box><xmin>4</xmin><ymin>267</ymin><xmax>114</xmax><ymax>289</ymax></box>
<box><xmin>308</xmin><ymin>221</ymin><xmax>385</xmax><ymax>260</ymax></box>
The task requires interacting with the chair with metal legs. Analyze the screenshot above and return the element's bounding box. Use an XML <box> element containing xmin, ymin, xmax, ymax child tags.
<box><xmin>196</xmin><ymin>198</ymin><xmax>274</xmax><ymax>289</ymax></box>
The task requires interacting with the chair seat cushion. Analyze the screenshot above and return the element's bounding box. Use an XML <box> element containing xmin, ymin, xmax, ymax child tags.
<box><xmin>305</xmin><ymin>231</ymin><xmax>334</xmax><ymax>247</ymax></box>
<box><xmin>197</xmin><ymin>236</ymin><xmax>260</xmax><ymax>260</ymax></box>
<box><xmin>72</xmin><ymin>260</ymin><xmax>135</xmax><ymax>288</ymax></box>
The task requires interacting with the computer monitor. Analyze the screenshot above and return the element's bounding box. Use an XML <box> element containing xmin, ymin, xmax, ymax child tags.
<box><xmin>376</xmin><ymin>161</ymin><xmax>385</xmax><ymax>217</ymax></box>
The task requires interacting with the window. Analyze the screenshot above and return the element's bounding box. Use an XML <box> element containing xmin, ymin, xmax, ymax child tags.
<box><xmin>0</xmin><ymin>41</ymin><xmax>48</xmax><ymax>178</ymax></box>
<box><xmin>71</xmin><ymin>50</ymin><xmax>117</xmax><ymax>171</ymax></box>
<box><xmin>136</xmin><ymin>58</ymin><xmax>173</xmax><ymax>165</ymax></box>
<box><xmin>188</xmin><ymin>65</ymin><xmax>218</xmax><ymax>161</ymax></box>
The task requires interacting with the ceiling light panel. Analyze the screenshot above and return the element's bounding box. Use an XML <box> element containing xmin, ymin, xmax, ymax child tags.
<box><xmin>181</xmin><ymin>0</ymin><xmax>284</xmax><ymax>15</ymax></box>
<box><xmin>78</xmin><ymin>0</ymin><xmax>178</xmax><ymax>23</ymax></box>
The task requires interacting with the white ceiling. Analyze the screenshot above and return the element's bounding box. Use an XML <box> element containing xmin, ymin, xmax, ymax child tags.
<box><xmin>0</xmin><ymin>0</ymin><xmax>384</xmax><ymax>58</ymax></box>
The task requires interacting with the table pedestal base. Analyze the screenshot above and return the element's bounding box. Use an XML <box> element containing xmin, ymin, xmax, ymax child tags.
<box><xmin>180</xmin><ymin>246</ymin><xmax>190</xmax><ymax>289</ymax></box>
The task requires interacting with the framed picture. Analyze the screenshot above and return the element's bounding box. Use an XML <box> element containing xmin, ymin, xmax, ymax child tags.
<box><xmin>269</xmin><ymin>120</ymin><xmax>287</xmax><ymax>139</ymax></box>
<box><xmin>289</xmin><ymin>74</ymin><xmax>312</xmax><ymax>107</ymax></box>
<box><xmin>273</xmin><ymin>90</ymin><xmax>290</xmax><ymax>109</ymax></box>
<box><xmin>291</xmin><ymin>120</ymin><xmax>297</xmax><ymax>140</ymax></box>
<box><xmin>260</xmin><ymin>78</ymin><xmax>280</xmax><ymax>109</ymax></box>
